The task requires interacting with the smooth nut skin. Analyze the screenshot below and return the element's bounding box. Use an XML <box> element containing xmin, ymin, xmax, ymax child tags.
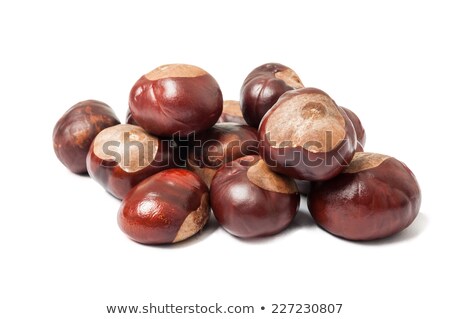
<box><xmin>187</xmin><ymin>123</ymin><xmax>259</xmax><ymax>187</ymax></box>
<box><xmin>307</xmin><ymin>153</ymin><xmax>421</xmax><ymax>241</ymax></box>
<box><xmin>53</xmin><ymin>100</ymin><xmax>120</xmax><ymax>174</ymax></box>
<box><xmin>240</xmin><ymin>63</ymin><xmax>303</xmax><ymax>128</ymax></box>
<box><xmin>118</xmin><ymin>169</ymin><xmax>209</xmax><ymax>244</ymax></box>
<box><xmin>258</xmin><ymin>87</ymin><xmax>357</xmax><ymax>181</ymax></box>
<box><xmin>210</xmin><ymin>155</ymin><xmax>299</xmax><ymax>238</ymax></box>
<box><xmin>129</xmin><ymin>64</ymin><xmax>223</xmax><ymax>137</ymax></box>
<box><xmin>86</xmin><ymin>124</ymin><xmax>176</xmax><ymax>200</ymax></box>
<box><xmin>217</xmin><ymin>100</ymin><xmax>247</xmax><ymax>124</ymax></box>
<box><xmin>342</xmin><ymin>106</ymin><xmax>366</xmax><ymax>146</ymax></box>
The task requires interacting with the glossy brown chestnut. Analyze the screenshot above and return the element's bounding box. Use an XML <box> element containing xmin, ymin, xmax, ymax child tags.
<box><xmin>53</xmin><ymin>100</ymin><xmax>120</xmax><ymax>174</ymax></box>
<box><xmin>129</xmin><ymin>64</ymin><xmax>223</xmax><ymax>137</ymax></box>
<box><xmin>210</xmin><ymin>155</ymin><xmax>299</xmax><ymax>238</ymax></box>
<box><xmin>217</xmin><ymin>100</ymin><xmax>247</xmax><ymax>124</ymax></box>
<box><xmin>118</xmin><ymin>169</ymin><xmax>209</xmax><ymax>244</ymax></box>
<box><xmin>240</xmin><ymin>63</ymin><xmax>303</xmax><ymax>128</ymax></box>
<box><xmin>342</xmin><ymin>106</ymin><xmax>366</xmax><ymax>146</ymax></box>
<box><xmin>187</xmin><ymin>123</ymin><xmax>259</xmax><ymax>187</ymax></box>
<box><xmin>258</xmin><ymin>87</ymin><xmax>357</xmax><ymax>181</ymax></box>
<box><xmin>308</xmin><ymin>152</ymin><xmax>421</xmax><ymax>241</ymax></box>
<box><xmin>86</xmin><ymin>124</ymin><xmax>176</xmax><ymax>199</ymax></box>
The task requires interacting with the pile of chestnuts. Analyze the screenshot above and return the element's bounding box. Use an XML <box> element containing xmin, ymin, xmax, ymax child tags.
<box><xmin>53</xmin><ymin>63</ymin><xmax>421</xmax><ymax>244</ymax></box>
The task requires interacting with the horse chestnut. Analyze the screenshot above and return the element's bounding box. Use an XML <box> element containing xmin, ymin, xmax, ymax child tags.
<box><xmin>86</xmin><ymin>124</ymin><xmax>175</xmax><ymax>199</ymax></box>
<box><xmin>118</xmin><ymin>169</ymin><xmax>209</xmax><ymax>244</ymax></box>
<box><xmin>308</xmin><ymin>152</ymin><xmax>421</xmax><ymax>241</ymax></box>
<box><xmin>210</xmin><ymin>155</ymin><xmax>299</xmax><ymax>238</ymax></box>
<box><xmin>129</xmin><ymin>64</ymin><xmax>223</xmax><ymax>137</ymax></box>
<box><xmin>187</xmin><ymin>123</ymin><xmax>259</xmax><ymax>187</ymax></box>
<box><xmin>217</xmin><ymin>100</ymin><xmax>246</xmax><ymax>124</ymax></box>
<box><xmin>342</xmin><ymin>106</ymin><xmax>366</xmax><ymax>147</ymax></box>
<box><xmin>240</xmin><ymin>63</ymin><xmax>303</xmax><ymax>127</ymax></box>
<box><xmin>53</xmin><ymin>100</ymin><xmax>120</xmax><ymax>174</ymax></box>
<box><xmin>258</xmin><ymin>87</ymin><xmax>357</xmax><ymax>181</ymax></box>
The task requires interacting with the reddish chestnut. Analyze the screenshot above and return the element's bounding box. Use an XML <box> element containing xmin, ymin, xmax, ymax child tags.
<box><xmin>86</xmin><ymin>124</ymin><xmax>176</xmax><ymax>199</ymax></box>
<box><xmin>342</xmin><ymin>106</ymin><xmax>366</xmax><ymax>146</ymax></box>
<box><xmin>217</xmin><ymin>100</ymin><xmax>246</xmax><ymax>124</ymax></box>
<box><xmin>129</xmin><ymin>64</ymin><xmax>223</xmax><ymax>137</ymax></box>
<box><xmin>308</xmin><ymin>152</ymin><xmax>421</xmax><ymax>241</ymax></box>
<box><xmin>240</xmin><ymin>63</ymin><xmax>303</xmax><ymax>127</ymax></box>
<box><xmin>210</xmin><ymin>155</ymin><xmax>299</xmax><ymax>238</ymax></box>
<box><xmin>118</xmin><ymin>169</ymin><xmax>209</xmax><ymax>244</ymax></box>
<box><xmin>258</xmin><ymin>87</ymin><xmax>357</xmax><ymax>181</ymax></box>
<box><xmin>187</xmin><ymin>123</ymin><xmax>259</xmax><ymax>187</ymax></box>
<box><xmin>53</xmin><ymin>100</ymin><xmax>120</xmax><ymax>174</ymax></box>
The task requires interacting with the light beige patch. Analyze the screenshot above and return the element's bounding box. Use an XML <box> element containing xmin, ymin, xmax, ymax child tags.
<box><xmin>145</xmin><ymin>64</ymin><xmax>206</xmax><ymax>80</ymax></box>
<box><xmin>265</xmin><ymin>92</ymin><xmax>346</xmax><ymax>152</ymax></box>
<box><xmin>173</xmin><ymin>194</ymin><xmax>209</xmax><ymax>243</ymax></box>
<box><xmin>247</xmin><ymin>160</ymin><xmax>298</xmax><ymax>194</ymax></box>
<box><xmin>274</xmin><ymin>68</ymin><xmax>304</xmax><ymax>89</ymax></box>
<box><xmin>93</xmin><ymin>124</ymin><xmax>159</xmax><ymax>173</ymax></box>
<box><xmin>223</xmin><ymin>100</ymin><xmax>242</xmax><ymax>116</ymax></box>
<box><xmin>344</xmin><ymin>152</ymin><xmax>391</xmax><ymax>174</ymax></box>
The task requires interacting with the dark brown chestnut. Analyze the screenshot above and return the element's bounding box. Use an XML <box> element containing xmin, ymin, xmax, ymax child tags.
<box><xmin>187</xmin><ymin>123</ymin><xmax>259</xmax><ymax>187</ymax></box>
<box><xmin>258</xmin><ymin>87</ymin><xmax>357</xmax><ymax>181</ymax></box>
<box><xmin>308</xmin><ymin>152</ymin><xmax>421</xmax><ymax>241</ymax></box>
<box><xmin>341</xmin><ymin>106</ymin><xmax>366</xmax><ymax>146</ymax></box>
<box><xmin>217</xmin><ymin>100</ymin><xmax>247</xmax><ymax>124</ymax></box>
<box><xmin>118</xmin><ymin>169</ymin><xmax>209</xmax><ymax>244</ymax></box>
<box><xmin>53</xmin><ymin>100</ymin><xmax>120</xmax><ymax>174</ymax></box>
<box><xmin>240</xmin><ymin>63</ymin><xmax>303</xmax><ymax>127</ymax></box>
<box><xmin>210</xmin><ymin>155</ymin><xmax>299</xmax><ymax>238</ymax></box>
<box><xmin>86</xmin><ymin>124</ymin><xmax>176</xmax><ymax>199</ymax></box>
<box><xmin>129</xmin><ymin>64</ymin><xmax>223</xmax><ymax>137</ymax></box>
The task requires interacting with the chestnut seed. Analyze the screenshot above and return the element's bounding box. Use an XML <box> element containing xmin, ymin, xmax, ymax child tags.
<box><xmin>129</xmin><ymin>64</ymin><xmax>223</xmax><ymax>137</ymax></box>
<box><xmin>53</xmin><ymin>100</ymin><xmax>120</xmax><ymax>174</ymax></box>
<box><xmin>341</xmin><ymin>106</ymin><xmax>366</xmax><ymax>146</ymax></box>
<box><xmin>240</xmin><ymin>63</ymin><xmax>303</xmax><ymax>127</ymax></box>
<box><xmin>217</xmin><ymin>100</ymin><xmax>247</xmax><ymax>124</ymax></box>
<box><xmin>258</xmin><ymin>87</ymin><xmax>357</xmax><ymax>181</ymax></box>
<box><xmin>86</xmin><ymin>124</ymin><xmax>176</xmax><ymax>199</ymax></box>
<box><xmin>187</xmin><ymin>123</ymin><xmax>259</xmax><ymax>187</ymax></box>
<box><xmin>118</xmin><ymin>169</ymin><xmax>209</xmax><ymax>244</ymax></box>
<box><xmin>308</xmin><ymin>152</ymin><xmax>421</xmax><ymax>241</ymax></box>
<box><xmin>210</xmin><ymin>155</ymin><xmax>299</xmax><ymax>238</ymax></box>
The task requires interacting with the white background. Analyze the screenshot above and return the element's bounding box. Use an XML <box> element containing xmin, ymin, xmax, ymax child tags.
<box><xmin>1</xmin><ymin>1</ymin><xmax>448</xmax><ymax>318</ymax></box>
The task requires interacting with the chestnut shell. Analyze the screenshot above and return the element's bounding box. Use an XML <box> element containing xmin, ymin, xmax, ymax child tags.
<box><xmin>240</xmin><ymin>63</ymin><xmax>303</xmax><ymax>128</ymax></box>
<box><xmin>129</xmin><ymin>64</ymin><xmax>223</xmax><ymax>137</ymax></box>
<box><xmin>308</xmin><ymin>153</ymin><xmax>421</xmax><ymax>241</ymax></box>
<box><xmin>86</xmin><ymin>124</ymin><xmax>176</xmax><ymax>199</ymax></box>
<box><xmin>210</xmin><ymin>155</ymin><xmax>299</xmax><ymax>238</ymax></box>
<box><xmin>118</xmin><ymin>169</ymin><xmax>209</xmax><ymax>244</ymax></box>
<box><xmin>342</xmin><ymin>106</ymin><xmax>366</xmax><ymax>146</ymax></box>
<box><xmin>258</xmin><ymin>87</ymin><xmax>357</xmax><ymax>181</ymax></box>
<box><xmin>53</xmin><ymin>100</ymin><xmax>120</xmax><ymax>174</ymax></box>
